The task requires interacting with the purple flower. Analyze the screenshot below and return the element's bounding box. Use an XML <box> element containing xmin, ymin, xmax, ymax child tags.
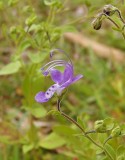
<box><xmin>35</xmin><ymin>50</ymin><xmax>83</xmax><ymax>103</ymax></box>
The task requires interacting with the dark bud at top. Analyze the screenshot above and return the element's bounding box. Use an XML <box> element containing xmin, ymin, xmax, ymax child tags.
<box><xmin>103</xmin><ymin>4</ymin><xmax>117</xmax><ymax>16</ymax></box>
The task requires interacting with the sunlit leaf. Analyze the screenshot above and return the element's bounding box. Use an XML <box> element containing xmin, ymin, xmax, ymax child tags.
<box><xmin>40</xmin><ymin>132</ymin><xmax>66</xmax><ymax>149</ymax></box>
<box><xmin>0</xmin><ymin>61</ymin><xmax>21</xmax><ymax>75</ymax></box>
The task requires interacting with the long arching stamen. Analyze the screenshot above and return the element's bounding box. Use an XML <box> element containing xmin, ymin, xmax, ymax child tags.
<box><xmin>41</xmin><ymin>60</ymin><xmax>65</xmax><ymax>71</ymax></box>
<box><xmin>50</xmin><ymin>48</ymin><xmax>73</xmax><ymax>66</ymax></box>
<box><xmin>42</xmin><ymin>62</ymin><xmax>69</xmax><ymax>76</ymax></box>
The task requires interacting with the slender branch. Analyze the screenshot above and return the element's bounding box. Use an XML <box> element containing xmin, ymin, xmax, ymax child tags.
<box><xmin>85</xmin><ymin>130</ymin><xmax>96</xmax><ymax>135</ymax></box>
<box><xmin>57</xmin><ymin>99</ymin><xmax>114</xmax><ymax>160</ymax></box>
<box><xmin>116</xmin><ymin>9</ymin><xmax>125</xmax><ymax>24</ymax></box>
<box><xmin>103</xmin><ymin>136</ymin><xmax>112</xmax><ymax>146</ymax></box>
<box><xmin>102</xmin><ymin>13</ymin><xmax>125</xmax><ymax>40</ymax></box>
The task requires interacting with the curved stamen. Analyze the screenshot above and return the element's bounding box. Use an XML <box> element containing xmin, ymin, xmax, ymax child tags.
<box><xmin>41</xmin><ymin>60</ymin><xmax>65</xmax><ymax>71</ymax></box>
<box><xmin>50</xmin><ymin>48</ymin><xmax>73</xmax><ymax>66</ymax></box>
<box><xmin>42</xmin><ymin>62</ymin><xmax>69</xmax><ymax>76</ymax></box>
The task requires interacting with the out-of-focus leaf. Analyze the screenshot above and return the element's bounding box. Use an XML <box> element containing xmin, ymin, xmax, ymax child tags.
<box><xmin>120</xmin><ymin>124</ymin><xmax>125</xmax><ymax>136</ymax></box>
<box><xmin>28</xmin><ymin>52</ymin><xmax>47</xmax><ymax>64</ymax></box>
<box><xmin>23</xmin><ymin>144</ymin><xmax>34</xmax><ymax>154</ymax></box>
<box><xmin>20</xmin><ymin>40</ymin><xmax>31</xmax><ymax>52</ymax></box>
<box><xmin>39</xmin><ymin>132</ymin><xmax>66</xmax><ymax>149</ymax></box>
<box><xmin>104</xmin><ymin>117</ymin><xmax>115</xmax><ymax>130</ymax></box>
<box><xmin>26</xmin><ymin>104</ymin><xmax>47</xmax><ymax>118</ymax></box>
<box><xmin>0</xmin><ymin>61</ymin><xmax>21</xmax><ymax>75</ymax></box>
<box><xmin>54</xmin><ymin>125</ymin><xmax>77</xmax><ymax>136</ymax></box>
<box><xmin>111</xmin><ymin>126</ymin><xmax>121</xmax><ymax>137</ymax></box>
<box><xmin>77</xmin><ymin>116</ymin><xmax>85</xmax><ymax>130</ymax></box>
<box><xmin>25</xmin><ymin>14</ymin><xmax>37</xmax><ymax>26</ymax></box>
<box><xmin>47</xmin><ymin>110</ymin><xmax>60</xmax><ymax>116</ymax></box>
<box><xmin>43</xmin><ymin>0</ymin><xmax>57</xmax><ymax>6</ymax></box>
<box><xmin>104</xmin><ymin>144</ymin><xmax>116</xmax><ymax>160</ymax></box>
<box><xmin>117</xmin><ymin>145</ymin><xmax>125</xmax><ymax>160</ymax></box>
<box><xmin>8</xmin><ymin>0</ymin><xmax>19</xmax><ymax>6</ymax></box>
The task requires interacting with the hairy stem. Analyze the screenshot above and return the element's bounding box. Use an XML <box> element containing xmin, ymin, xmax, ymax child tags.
<box><xmin>57</xmin><ymin>99</ymin><xmax>114</xmax><ymax>160</ymax></box>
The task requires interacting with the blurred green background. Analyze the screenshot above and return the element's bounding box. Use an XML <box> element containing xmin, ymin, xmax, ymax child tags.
<box><xmin>0</xmin><ymin>0</ymin><xmax>125</xmax><ymax>159</ymax></box>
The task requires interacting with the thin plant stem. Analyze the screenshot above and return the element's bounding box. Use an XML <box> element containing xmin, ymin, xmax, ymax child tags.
<box><xmin>116</xmin><ymin>9</ymin><xmax>125</xmax><ymax>24</ymax></box>
<box><xmin>103</xmin><ymin>136</ymin><xmax>112</xmax><ymax>146</ymax></box>
<box><xmin>102</xmin><ymin>13</ymin><xmax>125</xmax><ymax>40</ymax></box>
<box><xmin>57</xmin><ymin>99</ymin><xmax>114</xmax><ymax>160</ymax></box>
<box><xmin>101</xmin><ymin>13</ymin><xmax>119</xmax><ymax>28</ymax></box>
<box><xmin>85</xmin><ymin>130</ymin><xmax>96</xmax><ymax>135</ymax></box>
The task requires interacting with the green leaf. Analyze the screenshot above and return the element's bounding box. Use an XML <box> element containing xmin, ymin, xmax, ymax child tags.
<box><xmin>0</xmin><ymin>61</ymin><xmax>21</xmax><ymax>75</ymax></box>
<box><xmin>23</xmin><ymin>144</ymin><xmax>34</xmax><ymax>154</ymax></box>
<box><xmin>120</xmin><ymin>124</ymin><xmax>125</xmax><ymax>136</ymax></box>
<box><xmin>28</xmin><ymin>52</ymin><xmax>47</xmax><ymax>64</ymax></box>
<box><xmin>117</xmin><ymin>145</ymin><xmax>125</xmax><ymax>160</ymax></box>
<box><xmin>111</xmin><ymin>126</ymin><xmax>121</xmax><ymax>137</ymax></box>
<box><xmin>8</xmin><ymin>0</ymin><xmax>18</xmax><ymax>6</ymax></box>
<box><xmin>104</xmin><ymin>117</ymin><xmax>115</xmax><ymax>131</ymax></box>
<box><xmin>20</xmin><ymin>40</ymin><xmax>31</xmax><ymax>52</ymax></box>
<box><xmin>104</xmin><ymin>144</ymin><xmax>116</xmax><ymax>160</ymax></box>
<box><xmin>54</xmin><ymin>125</ymin><xmax>77</xmax><ymax>136</ymax></box>
<box><xmin>39</xmin><ymin>132</ymin><xmax>66</xmax><ymax>149</ymax></box>
<box><xmin>112</xmin><ymin>27</ymin><xmax>122</xmax><ymax>32</ymax></box>
<box><xmin>43</xmin><ymin>0</ymin><xmax>57</xmax><ymax>6</ymax></box>
<box><xmin>47</xmin><ymin>110</ymin><xmax>60</xmax><ymax>116</ymax></box>
<box><xmin>25</xmin><ymin>14</ymin><xmax>37</xmax><ymax>26</ymax></box>
<box><xmin>30</xmin><ymin>104</ymin><xmax>47</xmax><ymax>118</ymax></box>
<box><xmin>77</xmin><ymin>116</ymin><xmax>85</xmax><ymax>130</ymax></box>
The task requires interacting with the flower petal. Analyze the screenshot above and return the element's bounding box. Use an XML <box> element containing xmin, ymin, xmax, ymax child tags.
<box><xmin>50</xmin><ymin>69</ymin><xmax>63</xmax><ymax>84</ymax></box>
<box><xmin>72</xmin><ymin>74</ymin><xmax>83</xmax><ymax>83</ymax></box>
<box><xmin>60</xmin><ymin>74</ymin><xmax>83</xmax><ymax>89</ymax></box>
<box><xmin>63</xmin><ymin>64</ymin><xmax>73</xmax><ymax>83</ymax></box>
<box><xmin>60</xmin><ymin>79</ymin><xmax>72</xmax><ymax>88</ymax></box>
<box><xmin>35</xmin><ymin>91</ymin><xmax>49</xmax><ymax>103</ymax></box>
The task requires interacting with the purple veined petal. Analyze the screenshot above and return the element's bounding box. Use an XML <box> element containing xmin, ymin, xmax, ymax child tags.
<box><xmin>60</xmin><ymin>74</ymin><xmax>83</xmax><ymax>89</ymax></box>
<box><xmin>60</xmin><ymin>79</ymin><xmax>72</xmax><ymax>89</ymax></box>
<box><xmin>63</xmin><ymin>64</ymin><xmax>73</xmax><ymax>83</ymax></box>
<box><xmin>50</xmin><ymin>69</ymin><xmax>63</xmax><ymax>84</ymax></box>
<box><xmin>72</xmin><ymin>74</ymin><xmax>83</xmax><ymax>84</ymax></box>
<box><xmin>35</xmin><ymin>92</ymin><xmax>49</xmax><ymax>103</ymax></box>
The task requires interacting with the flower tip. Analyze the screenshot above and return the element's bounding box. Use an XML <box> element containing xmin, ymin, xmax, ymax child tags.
<box><xmin>42</xmin><ymin>71</ymin><xmax>49</xmax><ymax>76</ymax></box>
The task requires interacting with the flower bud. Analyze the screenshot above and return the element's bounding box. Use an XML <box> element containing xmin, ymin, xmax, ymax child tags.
<box><xmin>111</xmin><ymin>126</ymin><xmax>121</xmax><ymax>137</ymax></box>
<box><xmin>94</xmin><ymin>120</ymin><xmax>106</xmax><ymax>133</ymax></box>
<box><xmin>103</xmin><ymin>4</ymin><xmax>117</xmax><ymax>16</ymax></box>
<box><xmin>92</xmin><ymin>13</ymin><xmax>104</xmax><ymax>30</ymax></box>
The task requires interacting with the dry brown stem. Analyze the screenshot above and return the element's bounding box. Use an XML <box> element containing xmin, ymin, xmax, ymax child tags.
<box><xmin>64</xmin><ymin>32</ymin><xmax>125</xmax><ymax>63</ymax></box>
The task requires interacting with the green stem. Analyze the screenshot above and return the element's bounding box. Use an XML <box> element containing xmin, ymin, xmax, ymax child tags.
<box><xmin>103</xmin><ymin>136</ymin><xmax>112</xmax><ymax>146</ymax></box>
<box><xmin>102</xmin><ymin>11</ymin><xmax>125</xmax><ymax>40</ymax></box>
<box><xmin>57</xmin><ymin>99</ymin><xmax>114</xmax><ymax>160</ymax></box>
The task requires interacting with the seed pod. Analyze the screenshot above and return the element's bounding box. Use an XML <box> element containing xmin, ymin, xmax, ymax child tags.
<box><xmin>103</xmin><ymin>4</ymin><xmax>117</xmax><ymax>16</ymax></box>
<box><xmin>92</xmin><ymin>13</ymin><xmax>104</xmax><ymax>30</ymax></box>
<box><xmin>111</xmin><ymin>126</ymin><xmax>121</xmax><ymax>137</ymax></box>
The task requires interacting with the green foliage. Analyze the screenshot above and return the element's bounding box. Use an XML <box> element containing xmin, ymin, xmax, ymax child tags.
<box><xmin>39</xmin><ymin>132</ymin><xmax>66</xmax><ymax>149</ymax></box>
<box><xmin>0</xmin><ymin>61</ymin><xmax>21</xmax><ymax>75</ymax></box>
<box><xmin>1</xmin><ymin>0</ymin><xmax>125</xmax><ymax>159</ymax></box>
